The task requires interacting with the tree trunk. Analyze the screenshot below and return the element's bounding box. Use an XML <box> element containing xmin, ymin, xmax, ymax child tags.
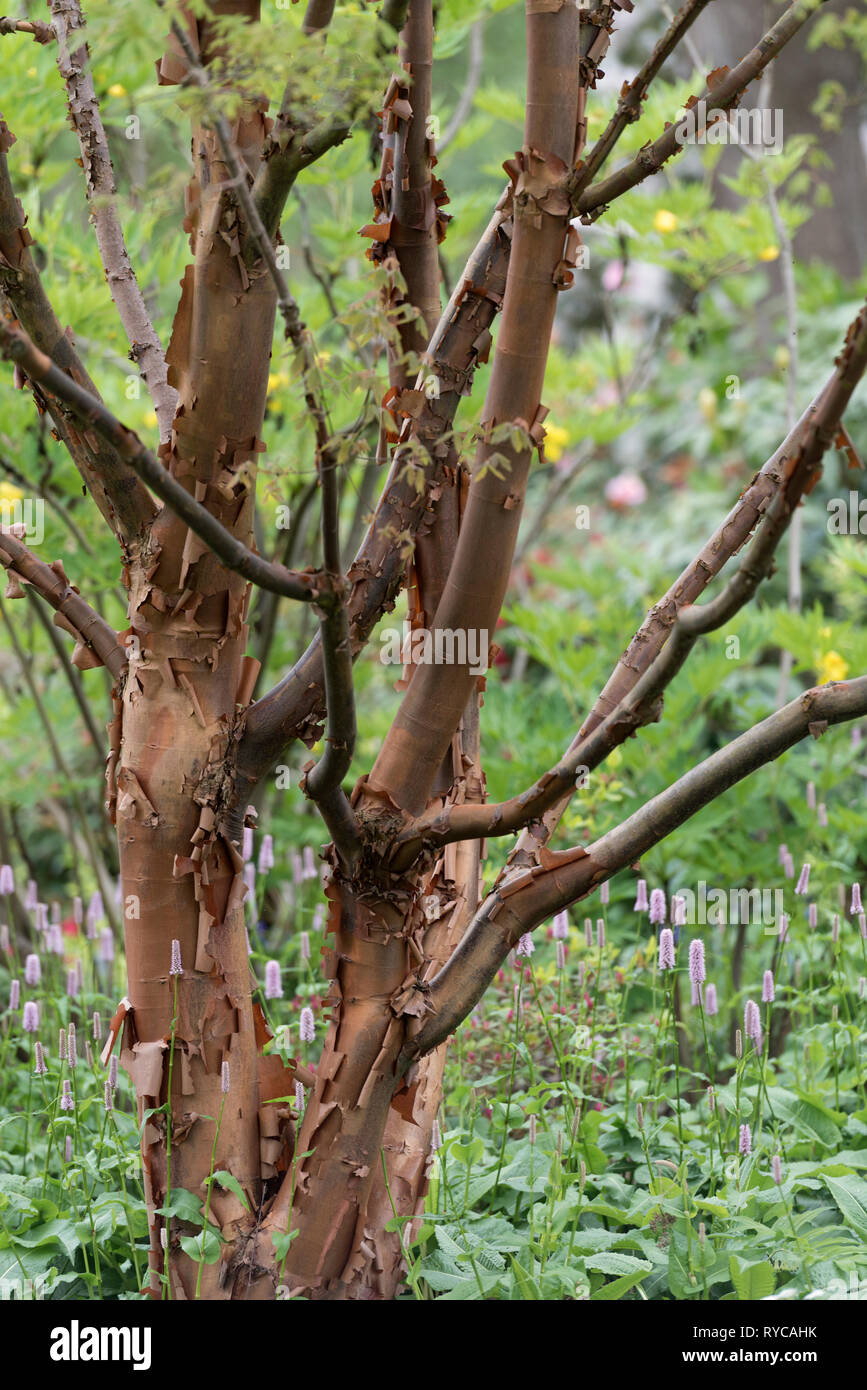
<box><xmin>116</xmin><ymin>2</ymin><xmax>290</xmax><ymax>1299</ymax></box>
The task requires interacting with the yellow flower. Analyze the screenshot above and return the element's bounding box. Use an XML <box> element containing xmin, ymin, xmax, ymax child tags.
<box><xmin>759</xmin><ymin>245</ymin><xmax>779</xmax><ymax>262</ymax></box>
<box><xmin>108</xmin><ymin>83</ymin><xmax>127</xmax><ymax>98</ymax></box>
<box><xmin>27</xmin><ymin>66</ymin><xmax>37</xmax><ymax>79</ymax></box>
<box><xmin>817</xmin><ymin>650</ymin><xmax>849</xmax><ymax>685</ymax></box>
<box><xmin>0</xmin><ymin>481</ymin><xmax>23</xmax><ymax>504</ymax></box>
<box><xmin>698</xmin><ymin>387</ymin><xmax>717</xmax><ymax>423</ymax></box>
<box><xmin>143</xmin><ymin>410</ymin><xmax>158</xmax><ymax>428</ymax></box>
<box><xmin>544</xmin><ymin>421</ymin><xmax>570</xmax><ymax>463</ymax></box>
<box><xmin>653</xmin><ymin>209</ymin><xmax>679</xmax><ymax>234</ymax></box>
<box><xmin>267</xmin><ymin>371</ymin><xmax>289</xmax><ymax>396</ymax></box>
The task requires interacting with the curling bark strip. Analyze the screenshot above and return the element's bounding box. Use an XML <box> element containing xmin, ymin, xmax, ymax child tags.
<box><xmin>362</xmin><ymin>0</ymin><xmax>446</xmax><ymax>389</ymax></box>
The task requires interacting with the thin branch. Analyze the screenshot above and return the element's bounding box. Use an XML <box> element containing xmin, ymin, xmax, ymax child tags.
<box><xmin>0</xmin><ymin>527</ymin><xmax>128</xmax><ymax>677</ymax></box>
<box><xmin>302</xmin><ymin>0</ymin><xmax>336</xmax><ymax>35</ymax></box>
<box><xmin>395</xmin><ymin>300</ymin><xmax>867</xmax><ymax>859</ymax></box>
<box><xmin>0</xmin><ymin>589</ymin><xmax>122</xmax><ymax>933</ymax></box>
<box><xmin>48</xmin><ymin>0</ymin><xmax>177</xmax><ymax>440</ymax></box>
<box><xmin>0</xmin><ymin>16</ymin><xmax>54</xmax><ymax>42</ymax></box>
<box><xmin>0</xmin><ymin>313</ymin><xmax>330</xmax><ymax>604</ymax></box>
<box><xmin>25</xmin><ymin>586</ymin><xmax>107</xmax><ymax>763</ymax></box>
<box><xmin>296</xmin><ymin>194</ymin><xmax>341</xmax><ymax>321</ymax></box>
<box><xmin>438</xmin><ymin>20</ymin><xmax>484</xmax><ymax>156</ymax></box>
<box><xmin>401</xmin><ymin>674</ymin><xmax>867</xmax><ymax>1067</ymax></box>
<box><xmin>253</xmin><ymin>112</ymin><xmax>355</xmax><ymax>246</ymax></box>
<box><xmin>577</xmin><ymin>0</ymin><xmax>715</xmax><ymax>190</ymax></box>
<box><xmin>572</xmin><ymin>0</ymin><xmax>827</xmax><ymax>219</ymax></box>
<box><xmin>0</xmin><ymin>116</ymin><xmax>157</xmax><ymax>543</ymax></box>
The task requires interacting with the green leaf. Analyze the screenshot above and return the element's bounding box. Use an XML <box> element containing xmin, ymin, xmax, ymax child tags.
<box><xmin>211</xmin><ymin>1172</ymin><xmax>251</xmax><ymax>1212</ymax></box>
<box><xmin>179</xmin><ymin>1229</ymin><xmax>221</xmax><ymax>1265</ymax></box>
<box><xmin>433</xmin><ymin>1224</ymin><xmax>465</xmax><ymax>1261</ymax></box>
<box><xmin>584</xmin><ymin>1252</ymin><xmax>652</xmax><ymax>1277</ymax></box>
<box><xmin>591</xmin><ymin>1269</ymin><xmax>652</xmax><ymax>1300</ymax></box>
<box><xmin>272</xmin><ymin>1229</ymin><xmax>299</xmax><ymax>1263</ymax></box>
<box><xmin>767</xmin><ymin>1089</ymin><xmax>842</xmax><ymax>1148</ymax></box>
<box><xmin>822</xmin><ymin>1175</ymin><xmax>867</xmax><ymax>1241</ymax></box>
<box><xmin>449</xmin><ymin>1137</ymin><xmax>485</xmax><ymax>1167</ymax></box>
<box><xmin>10</xmin><ymin>1218</ymin><xmax>79</xmax><ymax>1258</ymax></box>
<box><xmin>509</xmin><ymin>1255</ymin><xmax>542</xmax><ymax>1300</ymax></box>
<box><xmin>154</xmin><ymin>1188</ymin><xmax>204</xmax><ymax>1225</ymax></box>
<box><xmin>729</xmin><ymin>1256</ymin><xmax>776</xmax><ymax>1301</ymax></box>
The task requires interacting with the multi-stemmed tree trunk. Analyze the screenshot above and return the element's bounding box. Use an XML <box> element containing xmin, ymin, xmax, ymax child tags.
<box><xmin>1</xmin><ymin>0</ymin><xmax>866</xmax><ymax>1300</ymax></box>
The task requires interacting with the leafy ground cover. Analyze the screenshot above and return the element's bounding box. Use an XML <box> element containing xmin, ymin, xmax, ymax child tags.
<box><xmin>3</xmin><ymin>816</ymin><xmax>866</xmax><ymax>1300</ymax></box>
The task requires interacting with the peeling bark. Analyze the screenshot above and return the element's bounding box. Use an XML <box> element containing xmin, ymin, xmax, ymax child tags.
<box><xmin>115</xmin><ymin>0</ymin><xmax>283</xmax><ymax>1299</ymax></box>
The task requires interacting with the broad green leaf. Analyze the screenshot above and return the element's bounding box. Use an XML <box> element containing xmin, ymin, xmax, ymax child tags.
<box><xmin>822</xmin><ymin>1175</ymin><xmax>867</xmax><ymax>1241</ymax></box>
<box><xmin>729</xmin><ymin>1256</ymin><xmax>776</xmax><ymax>1301</ymax></box>
<box><xmin>211</xmin><ymin>1172</ymin><xmax>251</xmax><ymax>1212</ymax></box>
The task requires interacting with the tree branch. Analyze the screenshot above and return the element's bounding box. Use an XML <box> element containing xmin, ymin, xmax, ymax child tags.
<box><xmin>253</xmin><ymin>111</ymin><xmax>356</xmax><ymax>246</ymax></box>
<box><xmin>364</xmin><ymin>3</ymin><xmax>616</xmax><ymax>816</ymax></box>
<box><xmin>237</xmin><ymin>11</ymin><xmax>620</xmax><ymax>796</ymax></box>
<box><xmin>576</xmin><ymin>0</ymin><xmax>714</xmax><ymax>190</ymax></box>
<box><xmin>0</xmin><ymin>114</ymin><xmax>157</xmax><ymax>544</ymax></box>
<box><xmin>0</xmin><ymin>15</ymin><xmax>54</xmax><ymax>43</ymax></box>
<box><xmin>393</xmin><ymin>300</ymin><xmax>867</xmax><ymax>859</ymax></box>
<box><xmin>573</xmin><ymin>0</ymin><xmax>827</xmax><ymax>220</ymax></box>
<box><xmin>0</xmin><ymin>527</ymin><xmax>127</xmax><ymax>677</ymax></box>
<box><xmin>0</xmin><ymin>313</ymin><xmax>330</xmax><ymax>604</ymax></box>
<box><xmin>369</xmin><ymin>0</ymin><xmax>444</xmax><ymax>389</ymax></box>
<box><xmin>438</xmin><ymin>20</ymin><xmax>484</xmax><ymax>156</ymax></box>
<box><xmin>401</xmin><ymin>675</ymin><xmax>867</xmax><ymax>1066</ymax></box>
<box><xmin>48</xmin><ymin>0</ymin><xmax>177</xmax><ymax>440</ymax></box>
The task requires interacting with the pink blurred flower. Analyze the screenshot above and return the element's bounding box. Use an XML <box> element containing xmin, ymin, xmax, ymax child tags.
<box><xmin>604</xmin><ymin>472</ymin><xmax>647</xmax><ymax>510</ymax></box>
<box><xmin>602</xmin><ymin>258</ymin><xmax>624</xmax><ymax>293</ymax></box>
